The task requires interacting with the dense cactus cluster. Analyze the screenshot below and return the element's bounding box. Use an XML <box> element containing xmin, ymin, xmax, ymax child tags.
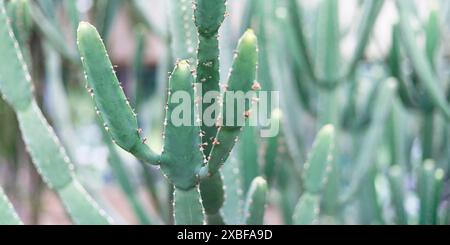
<box><xmin>0</xmin><ymin>0</ymin><xmax>450</xmax><ymax>225</ymax></box>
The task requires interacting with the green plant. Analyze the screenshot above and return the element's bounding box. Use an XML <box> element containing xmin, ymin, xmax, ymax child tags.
<box><xmin>76</xmin><ymin>0</ymin><xmax>261</xmax><ymax>224</ymax></box>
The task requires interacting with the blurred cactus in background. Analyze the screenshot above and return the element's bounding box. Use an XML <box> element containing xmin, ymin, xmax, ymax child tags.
<box><xmin>0</xmin><ymin>0</ymin><xmax>450</xmax><ymax>225</ymax></box>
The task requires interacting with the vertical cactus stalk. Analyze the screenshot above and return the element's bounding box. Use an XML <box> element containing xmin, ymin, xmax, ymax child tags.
<box><xmin>0</xmin><ymin>187</ymin><xmax>22</xmax><ymax>225</ymax></box>
<box><xmin>201</xmin><ymin>29</ymin><xmax>259</xmax><ymax>177</ymax></box>
<box><xmin>173</xmin><ymin>187</ymin><xmax>205</xmax><ymax>225</ymax></box>
<box><xmin>221</xmin><ymin>155</ymin><xmax>244</xmax><ymax>225</ymax></box>
<box><xmin>293</xmin><ymin>124</ymin><xmax>335</xmax><ymax>225</ymax></box>
<box><xmin>388</xmin><ymin>165</ymin><xmax>408</xmax><ymax>224</ymax></box>
<box><xmin>341</xmin><ymin>79</ymin><xmax>398</xmax><ymax>203</ymax></box>
<box><xmin>418</xmin><ymin>160</ymin><xmax>444</xmax><ymax>225</ymax></box>
<box><xmin>243</xmin><ymin>177</ymin><xmax>268</xmax><ymax>225</ymax></box>
<box><xmin>0</xmin><ymin>1</ymin><xmax>112</xmax><ymax>224</ymax></box>
<box><xmin>396</xmin><ymin>0</ymin><xmax>450</xmax><ymax>120</ymax></box>
<box><xmin>193</xmin><ymin>0</ymin><xmax>226</xmax><ymax>156</ymax></box>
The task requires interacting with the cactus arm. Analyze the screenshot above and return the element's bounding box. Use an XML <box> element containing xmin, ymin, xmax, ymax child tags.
<box><xmin>173</xmin><ymin>187</ymin><xmax>205</xmax><ymax>225</ymax></box>
<box><xmin>0</xmin><ymin>4</ymin><xmax>112</xmax><ymax>224</ymax></box>
<box><xmin>292</xmin><ymin>125</ymin><xmax>335</xmax><ymax>224</ymax></box>
<box><xmin>17</xmin><ymin>102</ymin><xmax>74</xmax><ymax>188</ymax></box>
<box><xmin>0</xmin><ymin>187</ymin><xmax>22</xmax><ymax>225</ymax></box>
<box><xmin>287</xmin><ymin>0</ymin><xmax>317</xmax><ymax>81</ymax></box>
<box><xmin>344</xmin><ymin>0</ymin><xmax>384</xmax><ymax>78</ymax></box>
<box><xmin>243</xmin><ymin>177</ymin><xmax>268</xmax><ymax>225</ymax></box>
<box><xmin>396</xmin><ymin>0</ymin><xmax>450</xmax><ymax>120</ymax></box>
<box><xmin>388</xmin><ymin>24</ymin><xmax>415</xmax><ymax>108</ymax></box>
<box><xmin>199</xmin><ymin>173</ymin><xmax>225</xmax><ymax>224</ymax></box>
<box><xmin>194</xmin><ymin>0</ymin><xmax>226</xmax><ymax>156</ymax></box>
<box><xmin>28</xmin><ymin>0</ymin><xmax>78</xmax><ymax>63</ymax></box>
<box><xmin>341</xmin><ymin>79</ymin><xmax>397</xmax><ymax>203</ymax></box>
<box><xmin>77</xmin><ymin>22</ymin><xmax>160</xmax><ymax>166</ymax></box>
<box><xmin>167</xmin><ymin>0</ymin><xmax>198</xmax><ymax>62</ymax></box>
<box><xmin>293</xmin><ymin>193</ymin><xmax>320</xmax><ymax>225</ymax></box>
<box><xmin>201</xmin><ymin>29</ymin><xmax>259</xmax><ymax>177</ymax></box>
<box><xmin>221</xmin><ymin>155</ymin><xmax>244</xmax><ymax>225</ymax></box>
<box><xmin>0</xmin><ymin>5</ymin><xmax>33</xmax><ymax>111</ymax></box>
<box><xmin>6</xmin><ymin>0</ymin><xmax>31</xmax><ymax>51</ymax></box>
<box><xmin>159</xmin><ymin>60</ymin><xmax>204</xmax><ymax>190</ymax></box>
<box><xmin>303</xmin><ymin>125</ymin><xmax>335</xmax><ymax>194</ymax></box>
<box><xmin>387</xmin><ymin>165</ymin><xmax>408</xmax><ymax>224</ymax></box>
<box><xmin>316</xmin><ymin>0</ymin><xmax>340</xmax><ymax>84</ymax></box>
<box><xmin>58</xmin><ymin>180</ymin><xmax>113</xmax><ymax>225</ymax></box>
<box><xmin>95</xmin><ymin>0</ymin><xmax>122</xmax><ymax>41</ymax></box>
<box><xmin>238</xmin><ymin>126</ymin><xmax>260</xmax><ymax>192</ymax></box>
<box><xmin>418</xmin><ymin>160</ymin><xmax>444</xmax><ymax>225</ymax></box>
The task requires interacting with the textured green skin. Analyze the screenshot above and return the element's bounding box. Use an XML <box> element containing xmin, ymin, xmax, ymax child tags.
<box><xmin>316</xmin><ymin>0</ymin><xmax>339</xmax><ymax>85</ymax></box>
<box><xmin>418</xmin><ymin>161</ymin><xmax>444</xmax><ymax>225</ymax></box>
<box><xmin>243</xmin><ymin>177</ymin><xmax>267</xmax><ymax>225</ymax></box>
<box><xmin>239</xmin><ymin>126</ymin><xmax>259</xmax><ymax>192</ymax></box>
<box><xmin>0</xmin><ymin>6</ymin><xmax>112</xmax><ymax>224</ymax></box>
<box><xmin>161</xmin><ymin>60</ymin><xmax>204</xmax><ymax>190</ymax></box>
<box><xmin>58</xmin><ymin>180</ymin><xmax>112</xmax><ymax>225</ymax></box>
<box><xmin>397</xmin><ymin>0</ymin><xmax>450</xmax><ymax>120</ymax></box>
<box><xmin>358</xmin><ymin>167</ymin><xmax>384</xmax><ymax>224</ymax></box>
<box><xmin>0</xmin><ymin>4</ymin><xmax>32</xmax><ymax>111</ymax></box>
<box><xmin>194</xmin><ymin>0</ymin><xmax>226</xmax><ymax>38</ymax></box>
<box><xmin>303</xmin><ymin>125</ymin><xmax>335</xmax><ymax>194</ymax></box>
<box><xmin>174</xmin><ymin>187</ymin><xmax>205</xmax><ymax>225</ymax></box>
<box><xmin>77</xmin><ymin>22</ymin><xmax>160</xmax><ymax>165</ymax></box>
<box><xmin>17</xmin><ymin>102</ymin><xmax>73</xmax><ymax>189</ymax></box>
<box><xmin>204</xmin><ymin>30</ymin><xmax>258</xmax><ymax>176</ymax></box>
<box><xmin>293</xmin><ymin>193</ymin><xmax>319</xmax><ymax>225</ymax></box>
<box><xmin>388</xmin><ymin>165</ymin><xmax>408</xmax><ymax>225</ymax></box>
<box><xmin>221</xmin><ymin>155</ymin><xmax>244</xmax><ymax>225</ymax></box>
<box><xmin>389</xmin><ymin>24</ymin><xmax>414</xmax><ymax>108</ymax></box>
<box><xmin>0</xmin><ymin>187</ymin><xmax>22</xmax><ymax>225</ymax></box>
<box><xmin>263</xmin><ymin>133</ymin><xmax>279</xmax><ymax>186</ymax></box>
<box><xmin>194</xmin><ymin>0</ymin><xmax>225</xmax><ymax>156</ymax></box>
<box><xmin>287</xmin><ymin>0</ymin><xmax>316</xmax><ymax>81</ymax></box>
<box><xmin>199</xmin><ymin>173</ymin><xmax>224</xmax><ymax>216</ymax></box>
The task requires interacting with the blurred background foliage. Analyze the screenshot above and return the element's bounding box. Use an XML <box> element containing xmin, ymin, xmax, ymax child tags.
<box><xmin>1</xmin><ymin>0</ymin><xmax>450</xmax><ymax>224</ymax></box>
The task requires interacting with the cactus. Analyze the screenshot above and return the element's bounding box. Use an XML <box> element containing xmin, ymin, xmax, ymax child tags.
<box><xmin>0</xmin><ymin>187</ymin><xmax>22</xmax><ymax>225</ymax></box>
<box><xmin>243</xmin><ymin>177</ymin><xmax>268</xmax><ymax>225</ymax></box>
<box><xmin>0</xmin><ymin>0</ymin><xmax>112</xmax><ymax>224</ymax></box>
<box><xmin>76</xmin><ymin>0</ymin><xmax>258</xmax><ymax>223</ymax></box>
<box><xmin>418</xmin><ymin>160</ymin><xmax>444</xmax><ymax>225</ymax></box>
<box><xmin>293</xmin><ymin>125</ymin><xmax>335</xmax><ymax>225</ymax></box>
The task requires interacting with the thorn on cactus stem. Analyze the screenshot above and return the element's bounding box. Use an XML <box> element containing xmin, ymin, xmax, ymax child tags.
<box><xmin>212</xmin><ymin>138</ymin><xmax>220</xmax><ymax>145</ymax></box>
<box><xmin>252</xmin><ymin>81</ymin><xmax>261</xmax><ymax>91</ymax></box>
<box><xmin>244</xmin><ymin>110</ymin><xmax>251</xmax><ymax>118</ymax></box>
<box><xmin>142</xmin><ymin>138</ymin><xmax>147</xmax><ymax>144</ymax></box>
